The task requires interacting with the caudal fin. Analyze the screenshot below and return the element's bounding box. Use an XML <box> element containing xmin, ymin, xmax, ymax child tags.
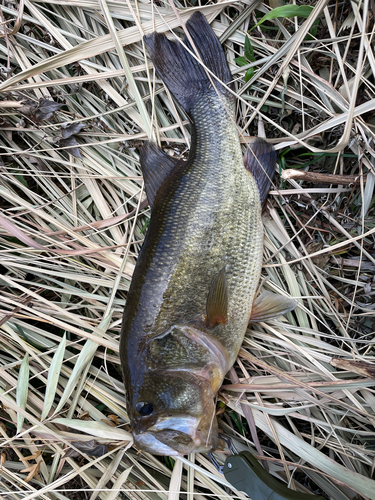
<box><xmin>144</xmin><ymin>12</ymin><xmax>232</xmax><ymax>113</ymax></box>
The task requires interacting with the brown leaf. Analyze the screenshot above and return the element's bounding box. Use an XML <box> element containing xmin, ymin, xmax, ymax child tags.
<box><xmin>330</xmin><ymin>358</ymin><xmax>375</xmax><ymax>378</ymax></box>
<box><xmin>107</xmin><ymin>414</ymin><xmax>120</xmax><ymax>426</ymax></box>
<box><xmin>58</xmin><ymin>136</ymin><xmax>81</xmax><ymax>158</ymax></box>
<box><xmin>19</xmin><ymin>100</ymin><xmax>38</xmax><ymax>117</ymax></box>
<box><xmin>20</xmin><ymin>462</ymin><xmax>40</xmax><ymax>483</ymax></box>
<box><xmin>305</xmin><ymin>241</ymin><xmax>330</xmax><ymax>269</ymax></box>
<box><xmin>20</xmin><ymin>465</ymin><xmax>36</xmax><ymax>473</ymax></box>
<box><xmin>61</xmin><ymin>122</ymin><xmax>85</xmax><ymax>138</ymax></box>
<box><xmin>77</xmin><ymin>411</ymin><xmax>89</xmax><ymax>420</ymax></box>
<box><xmin>19</xmin><ymin>99</ymin><xmax>63</xmax><ymax>122</ymax></box>
<box><xmin>101</xmin><ymin>418</ymin><xmax>116</xmax><ymax>427</ymax></box>
<box><xmin>23</xmin><ymin>450</ymin><xmax>42</xmax><ymax>461</ymax></box>
<box><xmin>34</xmin><ymin>99</ymin><xmax>63</xmax><ymax>122</ymax></box>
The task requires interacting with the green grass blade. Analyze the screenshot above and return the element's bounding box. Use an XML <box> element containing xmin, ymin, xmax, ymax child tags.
<box><xmin>249</xmin><ymin>5</ymin><xmax>314</xmax><ymax>32</ymax></box>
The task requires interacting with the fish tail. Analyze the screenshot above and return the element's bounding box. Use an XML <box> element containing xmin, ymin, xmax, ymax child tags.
<box><xmin>144</xmin><ymin>12</ymin><xmax>232</xmax><ymax>113</ymax></box>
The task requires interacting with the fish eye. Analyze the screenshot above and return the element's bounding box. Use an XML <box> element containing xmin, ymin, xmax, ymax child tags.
<box><xmin>136</xmin><ymin>402</ymin><xmax>154</xmax><ymax>416</ymax></box>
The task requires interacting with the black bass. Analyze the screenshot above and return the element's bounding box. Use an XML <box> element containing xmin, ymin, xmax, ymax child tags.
<box><xmin>120</xmin><ymin>12</ymin><xmax>295</xmax><ymax>456</ymax></box>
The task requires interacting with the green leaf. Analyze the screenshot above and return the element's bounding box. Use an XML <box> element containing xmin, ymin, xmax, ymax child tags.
<box><xmin>244</xmin><ymin>36</ymin><xmax>255</xmax><ymax>62</ymax></box>
<box><xmin>15</xmin><ymin>175</ymin><xmax>28</xmax><ymax>187</ymax></box>
<box><xmin>41</xmin><ymin>334</ymin><xmax>66</xmax><ymax>420</ymax></box>
<box><xmin>234</xmin><ymin>56</ymin><xmax>248</xmax><ymax>67</ymax></box>
<box><xmin>228</xmin><ymin>409</ymin><xmax>246</xmax><ymax>435</ymax></box>
<box><xmin>164</xmin><ymin>456</ymin><xmax>175</xmax><ymax>470</ymax></box>
<box><xmin>16</xmin><ymin>353</ymin><xmax>29</xmax><ymax>433</ymax></box>
<box><xmin>249</xmin><ymin>5</ymin><xmax>314</xmax><ymax>32</ymax></box>
<box><xmin>245</xmin><ymin>68</ymin><xmax>254</xmax><ymax>82</ymax></box>
<box><xmin>140</xmin><ymin>219</ymin><xmax>150</xmax><ymax>234</ymax></box>
<box><xmin>305</xmin><ymin>18</ymin><xmax>320</xmax><ymax>40</ymax></box>
<box><xmin>279</xmin><ymin>155</ymin><xmax>287</xmax><ymax>170</ymax></box>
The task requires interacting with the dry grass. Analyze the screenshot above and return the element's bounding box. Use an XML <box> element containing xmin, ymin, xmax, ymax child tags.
<box><xmin>0</xmin><ymin>0</ymin><xmax>375</xmax><ymax>499</ymax></box>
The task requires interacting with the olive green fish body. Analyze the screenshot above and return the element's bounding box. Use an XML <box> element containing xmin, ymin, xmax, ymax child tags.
<box><xmin>152</xmin><ymin>92</ymin><xmax>263</xmax><ymax>362</ymax></box>
<box><xmin>120</xmin><ymin>12</ymin><xmax>277</xmax><ymax>456</ymax></box>
<box><xmin>123</xmin><ymin>91</ymin><xmax>262</xmax><ymax>377</ymax></box>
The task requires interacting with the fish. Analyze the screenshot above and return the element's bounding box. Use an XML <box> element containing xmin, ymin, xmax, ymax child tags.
<box><xmin>120</xmin><ymin>12</ymin><xmax>296</xmax><ymax>456</ymax></box>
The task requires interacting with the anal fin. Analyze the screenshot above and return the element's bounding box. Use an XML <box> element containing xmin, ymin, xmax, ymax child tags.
<box><xmin>244</xmin><ymin>138</ymin><xmax>276</xmax><ymax>205</ymax></box>
<box><xmin>249</xmin><ymin>291</ymin><xmax>297</xmax><ymax>323</ymax></box>
<box><xmin>140</xmin><ymin>142</ymin><xmax>183</xmax><ymax>208</ymax></box>
<box><xmin>207</xmin><ymin>267</ymin><xmax>228</xmax><ymax>326</ymax></box>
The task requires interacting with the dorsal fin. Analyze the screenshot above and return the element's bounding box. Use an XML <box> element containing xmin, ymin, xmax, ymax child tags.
<box><xmin>139</xmin><ymin>142</ymin><xmax>182</xmax><ymax>208</ymax></box>
<box><xmin>207</xmin><ymin>267</ymin><xmax>228</xmax><ymax>327</ymax></box>
<box><xmin>244</xmin><ymin>138</ymin><xmax>276</xmax><ymax>205</ymax></box>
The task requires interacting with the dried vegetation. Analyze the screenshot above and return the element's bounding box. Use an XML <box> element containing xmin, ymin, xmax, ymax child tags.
<box><xmin>0</xmin><ymin>0</ymin><xmax>375</xmax><ymax>499</ymax></box>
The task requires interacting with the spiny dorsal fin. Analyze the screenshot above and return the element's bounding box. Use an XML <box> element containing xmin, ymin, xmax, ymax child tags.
<box><xmin>244</xmin><ymin>138</ymin><xmax>276</xmax><ymax>205</ymax></box>
<box><xmin>249</xmin><ymin>291</ymin><xmax>297</xmax><ymax>323</ymax></box>
<box><xmin>207</xmin><ymin>267</ymin><xmax>228</xmax><ymax>326</ymax></box>
<box><xmin>139</xmin><ymin>142</ymin><xmax>182</xmax><ymax>208</ymax></box>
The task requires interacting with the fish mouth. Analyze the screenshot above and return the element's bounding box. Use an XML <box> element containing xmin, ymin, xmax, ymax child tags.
<box><xmin>133</xmin><ymin>413</ymin><xmax>218</xmax><ymax>456</ymax></box>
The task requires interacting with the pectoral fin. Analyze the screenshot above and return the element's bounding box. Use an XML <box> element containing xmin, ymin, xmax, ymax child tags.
<box><xmin>249</xmin><ymin>291</ymin><xmax>297</xmax><ymax>323</ymax></box>
<box><xmin>207</xmin><ymin>267</ymin><xmax>228</xmax><ymax>326</ymax></box>
<box><xmin>140</xmin><ymin>142</ymin><xmax>183</xmax><ymax>208</ymax></box>
<box><xmin>244</xmin><ymin>137</ymin><xmax>276</xmax><ymax>205</ymax></box>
